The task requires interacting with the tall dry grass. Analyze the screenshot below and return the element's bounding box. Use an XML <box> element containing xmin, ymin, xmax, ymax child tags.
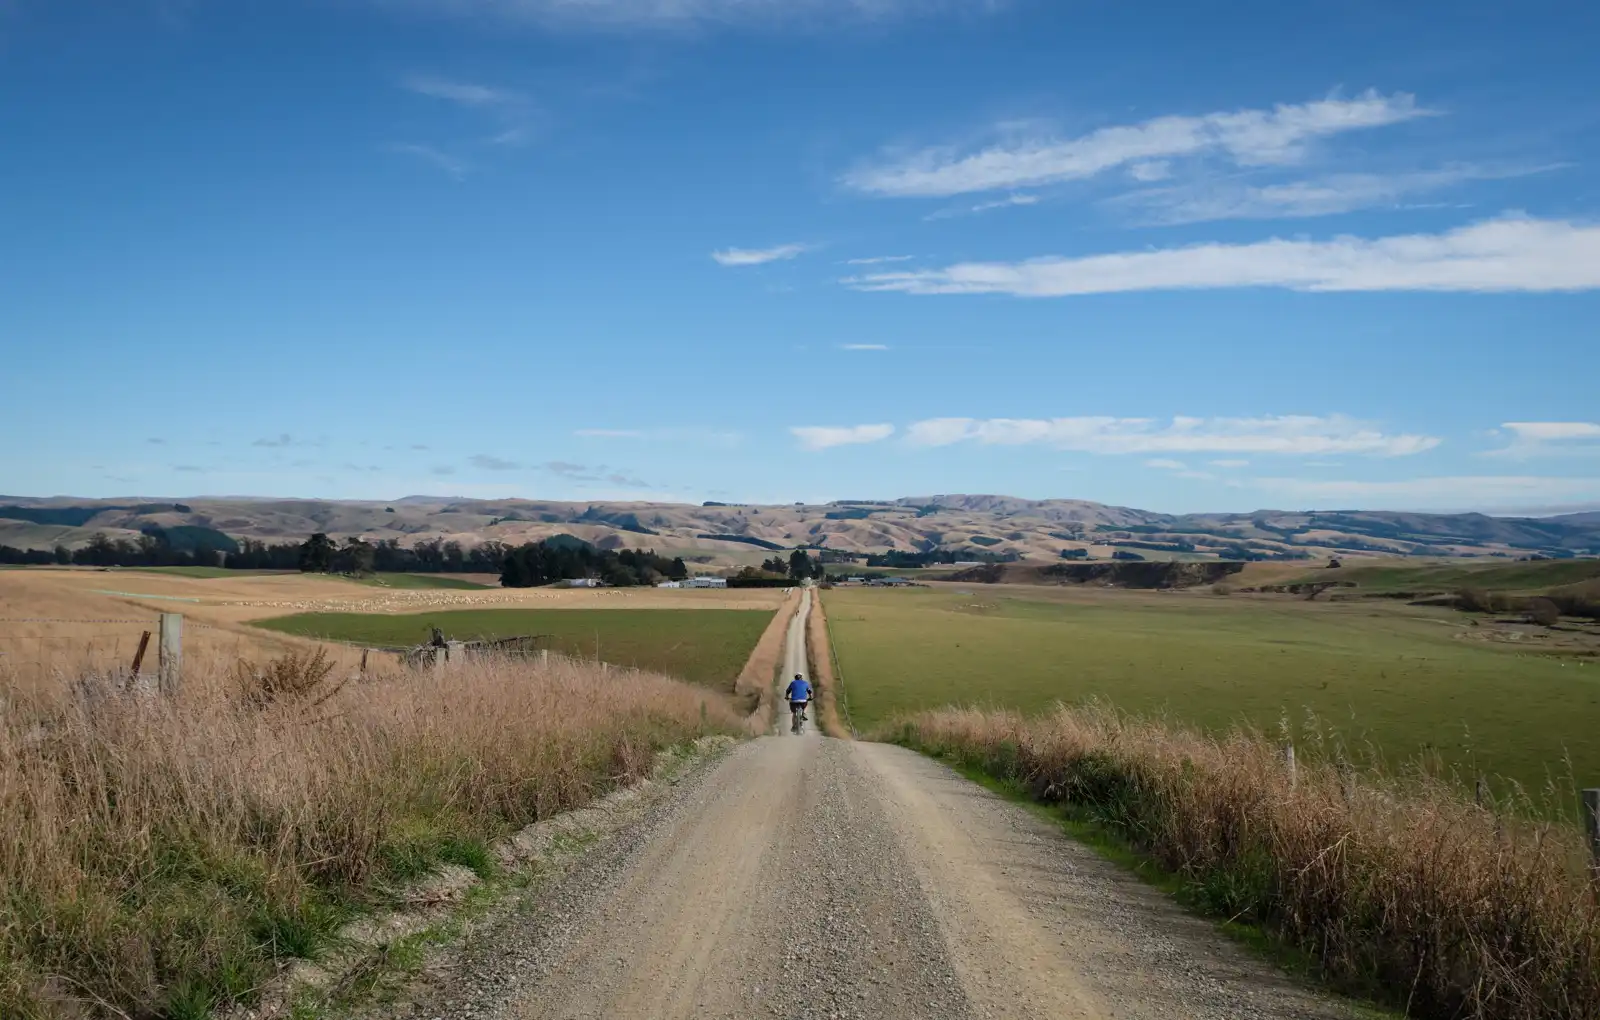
<box><xmin>0</xmin><ymin>652</ymin><xmax>739</xmax><ymax>1019</ymax></box>
<box><xmin>805</xmin><ymin>593</ymin><xmax>847</xmax><ymax>739</ymax></box>
<box><xmin>891</xmin><ymin>706</ymin><xmax>1600</xmax><ymax>1020</ymax></box>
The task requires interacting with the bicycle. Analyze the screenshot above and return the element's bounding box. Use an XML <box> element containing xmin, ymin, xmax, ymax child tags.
<box><xmin>789</xmin><ymin>700</ymin><xmax>808</xmax><ymax>735</ymax></box>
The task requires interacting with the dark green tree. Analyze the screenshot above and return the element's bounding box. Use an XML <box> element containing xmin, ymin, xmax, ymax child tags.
<box><xmin>333</xmin><ymin>537</ymin><xmax>376</xmax><ymax>575</ymax></box>
<box><xmin>788</xmin><ymin>549</ymin><xmax>814</xmax><ymax>580</ymax></box>
<box><xmin>299</xmin><ymin>533</ymin><xmax>336</xmax><ymax>573</ymax></box>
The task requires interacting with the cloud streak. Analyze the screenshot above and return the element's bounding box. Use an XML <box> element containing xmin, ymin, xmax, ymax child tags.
<box><xmin>925</xmin><ymin>193</ymin><xmax>1039</xmax><ymax>220</ymax></box>
<box><xmin>1485</xmin><ymin>421</ymin><xmax>1600</xmax><ymax>459</ymax></box>
<box><xmin>712</xmin><ymin>243</ymin><xmax>812</xmax><ymax>267</ymax></box>
<box><xmin>402</xmin><ymin>75</ymin><xmax>520</xmax><ymax>107</ymax></box>
<box><xmin>846</xmin><ymin>216</ymin><xmax>1600</xmax><ymax>296</ymax></box>
<box><xmin>1114</xmin><ymin>164</ymin><xmax>1563</xmax><ymax>225</ymax></box>
<box><xmin>904</xmin><ymin>415</ymin><xmax>1438</xmax><ymax>457</ymax></box>
<box><xmin>400</xmin><ymin>73</ymin><xmax>537</xmax><ymax>149</ymax></box>
<box><xmin>791</xmin><ymin>423</ymin><xmax>896</xmax><ymax>451</ymax></box>
<box><xmin>844</xmin><ymin>90</ymin><xmax>1427</xmax><ymax>197</ymax></box>
<box><xmin>388</xmin><ymin>143</ymin><xmax>469</xmax><ymax>180</ymax></box>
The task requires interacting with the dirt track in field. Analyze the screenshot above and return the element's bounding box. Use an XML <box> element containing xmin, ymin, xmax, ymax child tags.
<box><xmin>396</xmin><ymin>590</ymin><xmax>1360</xmax><ymax>1020</ymax></box>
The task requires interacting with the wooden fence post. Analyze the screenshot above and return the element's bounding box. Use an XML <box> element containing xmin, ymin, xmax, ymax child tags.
<box><xmin>130</xmin><ymin>631</ymin><xmax>152</xmax><ymax>680</ymax></box>
<box><xmin>1583</xmin><ymin>789</ymin><xmax>1600</xmax><ymax>876</ymax></box>
<box><xmin>157</xmin><ymin>613</ymin><xmax>182</xmax><ymax>696</ymax></box>
<box><xmin>1283</xmin><ymin>742</ymin><xmax>1297</xmax><ymax>789</ymax></box>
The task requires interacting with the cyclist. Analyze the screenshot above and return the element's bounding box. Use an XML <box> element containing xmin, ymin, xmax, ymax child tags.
<box><xmin>784</xmin><ymin>673</ymin><xmax>812</xmax><ymax>734</ymax></box>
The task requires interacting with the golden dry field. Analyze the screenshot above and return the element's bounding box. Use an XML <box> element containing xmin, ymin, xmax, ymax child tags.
<box><xmin>0</xmin><ymin>568</ymin><xmax>783</xmax><ymax>690</ymax></box>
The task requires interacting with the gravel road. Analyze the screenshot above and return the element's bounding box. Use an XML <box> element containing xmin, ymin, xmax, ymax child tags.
<box><xmin>398</xmin><ymin>590</ymin><xmax>1360</xmax><ymax>1020</ymax></box>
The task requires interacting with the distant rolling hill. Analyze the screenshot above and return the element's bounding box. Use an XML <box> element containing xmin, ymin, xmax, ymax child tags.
<box><xmin>1</xmin><ymin>494</ymin><xmax>1597</xmax><ymax>564</ymax></box>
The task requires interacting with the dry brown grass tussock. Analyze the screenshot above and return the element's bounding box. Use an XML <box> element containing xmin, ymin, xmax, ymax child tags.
<box><xmin>0</xmin><ymin>650</ymin><xmax>739</xmax><ymax>1018</ymax></box>
<box><xmin>892</xmin><ymin>705</ymin><xmax>1600</xmax><ymax>1020</ymax></box>
<box><xmin>730</xmin><ymin>588</ymin><xmax>799</xmax><ymax>734</ymax></box>
<box><xmin>806</xmin><ymin>593</ymin><xmax>848</xmax><ymax>739</ymax></box>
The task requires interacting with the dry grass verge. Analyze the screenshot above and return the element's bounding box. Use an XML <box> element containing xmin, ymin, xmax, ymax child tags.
<box><xmin>732</xmin><ymin>589</ymin><xmax>798</xmax><ymax>734</ymax></box>
<box><xmin>889</xmin><ymin>706</ymin><xmax>1600</xmax><ymax>1020</ymax></box>
<box><xmin>0</xmin><ymin>653</ymin><xmax>740</xmax><ymax>1019</ymax></box>
<box><xmin>806</xmin><ymin>593</ymin><xmax>847</xmax><ymax>739</ymax></box>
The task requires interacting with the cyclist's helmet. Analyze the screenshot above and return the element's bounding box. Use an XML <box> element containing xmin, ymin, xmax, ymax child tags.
<box><xmin>794</xmin><ymin>673</ymin><xmax>802</xmax><ymax>680</ymax></box>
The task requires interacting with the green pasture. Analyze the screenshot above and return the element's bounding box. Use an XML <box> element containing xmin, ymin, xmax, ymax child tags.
<box><xmin>823</xmin><ymin>586</ymin><xmax>1600</xmax><ymax>798</ymax></box>
<box><xmin>256</xmin><ymin>607</ymin><xmax>772</xmax><ymax>689</ymax></box>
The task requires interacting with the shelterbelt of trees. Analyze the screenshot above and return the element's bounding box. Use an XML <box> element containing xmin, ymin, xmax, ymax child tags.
<box><xmin>0</xmin><ymin>530</ymin><xmax>692</xmax><ymax>589</ymax></box>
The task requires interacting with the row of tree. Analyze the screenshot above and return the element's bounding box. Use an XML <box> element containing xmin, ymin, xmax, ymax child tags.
<box><xmin>0</xmin><ymin>531</ymin><xmax>241</xmax><ymax>569</ymax></box>
<box><xmin>499</xmin><ymin>540</ymin><xmax>689</xmax><ymax>588</ymax></box>
<box><xmin>757</xmin><ymin>550</ymin><xmax>827</xmax><ymax>581</ymax></box>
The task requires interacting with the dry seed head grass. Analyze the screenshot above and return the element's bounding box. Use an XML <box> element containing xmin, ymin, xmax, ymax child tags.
<box><xmin>895</xmin><ymin>705</ymin><xmax>1600</xmax><ymax>1020</ymax></box>
<box><xmin>0</xmin><ymin>648</ymin><xmax>740</xmax><ymax>1018</ymax></box>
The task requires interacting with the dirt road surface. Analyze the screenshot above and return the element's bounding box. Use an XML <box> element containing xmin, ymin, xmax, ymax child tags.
<box><xmin>401</xmin><ymin>589</ymin><xmax>1360</xmax><ymax>1020</ymax></box>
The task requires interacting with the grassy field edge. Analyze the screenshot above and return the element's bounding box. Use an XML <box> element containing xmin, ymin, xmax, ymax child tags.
<box><xmin>268</xmin><ymin>736</ymin><xmax>737</xmax><ymax>1019</ymax></box>
<box><xmin>886</xmin><ymin>706</ymin><xmax>1600</xmax><ymax>1020</ymax></box>
<box><xmin>0</xmin><ymin>655</ymin><xmax>745</xmax><ymax>1019</ymax></box>
<box><xmin>917</xmin><ymin>751</ymin><xmax>1399</xmax><ymax>1019</ymax></box>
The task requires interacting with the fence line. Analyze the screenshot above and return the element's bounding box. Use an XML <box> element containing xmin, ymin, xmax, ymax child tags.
<box><xmin>0</xmin><ymin>617</ymin><xmax>232</xmax><ymax>632</ymax></box>
<box><xmin>0</xmin><ymin>618</ymin><xmax>156</xmax><ymax>625</ymax></box>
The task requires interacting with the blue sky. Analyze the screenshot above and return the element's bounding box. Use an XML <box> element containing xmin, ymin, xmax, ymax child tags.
<box><xmin>2</xmin><ymin>0</ymin><xmax>1598</xmax><ymax>514</ymax></box>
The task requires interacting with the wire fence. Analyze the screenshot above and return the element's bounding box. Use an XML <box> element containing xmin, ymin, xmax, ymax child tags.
<box><xmin>0</xmin><ymin>615</ymin><xmax>361</xmax><ymax>688</ymax></box>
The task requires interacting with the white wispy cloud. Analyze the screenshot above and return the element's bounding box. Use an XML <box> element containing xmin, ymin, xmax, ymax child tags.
<box><xmin>904</xmin><ymin>415</ymin><xmax>1438</xmax><ymax>457</ymax></box>
<box><xmin>1127</xmin><ymin>160</ymin><xmax>1171</xmax><ymax>182</ymax></box>
<box><xmin>843</xmin><ymin>90</ymin><xmax>1427</xmax><ymax>197</ymax></box>
<box><xmin>1484</xmin><ymin>421</ymin><xmax>1600</xmax><ymax>459</ymax></box>
<box><xmin>1504</xmin><ymin>422</ymin><xmax>1600</xmax><ymax>441</ymax></box>
<box><xmin>388</xmin><ymin>143</ymin><xmax>469</xmax><ymax>180</ymax></box>
<box><xmin>1144</xmin><ymin>458</ymin><xmax>1186</xmax><ymax>470</ymax></box>
<box><xmin>1209</xmin><ymin>459</ymin><xmax>1250</xmax><ymax>468</ymax></box>
<box><xmin>712</xmin><ymin>243</ymin><xmax>812</xmax><ymax>267</ymax></box>
<box><xmin>846</xmin><ymin>216</ymin><xmax>1600</xmax><ymax>296</ymax></box>
<box><xmin>488</xmin><ymin>125</ymin><xmax>532</xmax><ymax>146</ymax></box>
<box><xmin>791</xmin><ymin>423</ymin><xmax>896</xmax><ymax>451</ymax></box>
<box><xmin>838</xmin><ymin>343</ymin><xmax>890</xmax><ymax>351</ymax></box>
<box><xmin>1256</xmin><ymin>475</ymin><xmax>1600</xmax><ymax>508</ymax></box>
<box><xmin>1115</xmin><ymin>164</ymin><xmax>1563</xmax><ymax>225</ymax></box>
<box><xmin>402</xmin><ymin>74</ymin><xmax>520</xmax><ymax>106</ymax></box>
<box><xmin>844</xmin><ymin>255</ymin><xmax>916</xmax><ymax>265</ymax></box>
<box><xmin>925</xmin><ymin>193</ymin><xmax>1039</xmax><ymax>220</ymax></box>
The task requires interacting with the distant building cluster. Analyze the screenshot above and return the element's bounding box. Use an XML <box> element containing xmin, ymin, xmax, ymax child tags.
<box><xmin>657</xmin><ymin>576</ymin><xmax>728</xmax><ymax>589</ymax></box>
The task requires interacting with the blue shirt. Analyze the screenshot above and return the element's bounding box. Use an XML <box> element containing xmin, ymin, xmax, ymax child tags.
<box><xmin>785</xmin><ymin>679</ymin><xmax>811</xmax><ymax>702</ymax></box>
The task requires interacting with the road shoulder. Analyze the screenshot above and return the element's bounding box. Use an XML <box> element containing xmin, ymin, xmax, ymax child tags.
<box><xmin>856</xmin><ymin>741</ymin><xmax>1367</xmax><ymax>1020</ymax></box>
